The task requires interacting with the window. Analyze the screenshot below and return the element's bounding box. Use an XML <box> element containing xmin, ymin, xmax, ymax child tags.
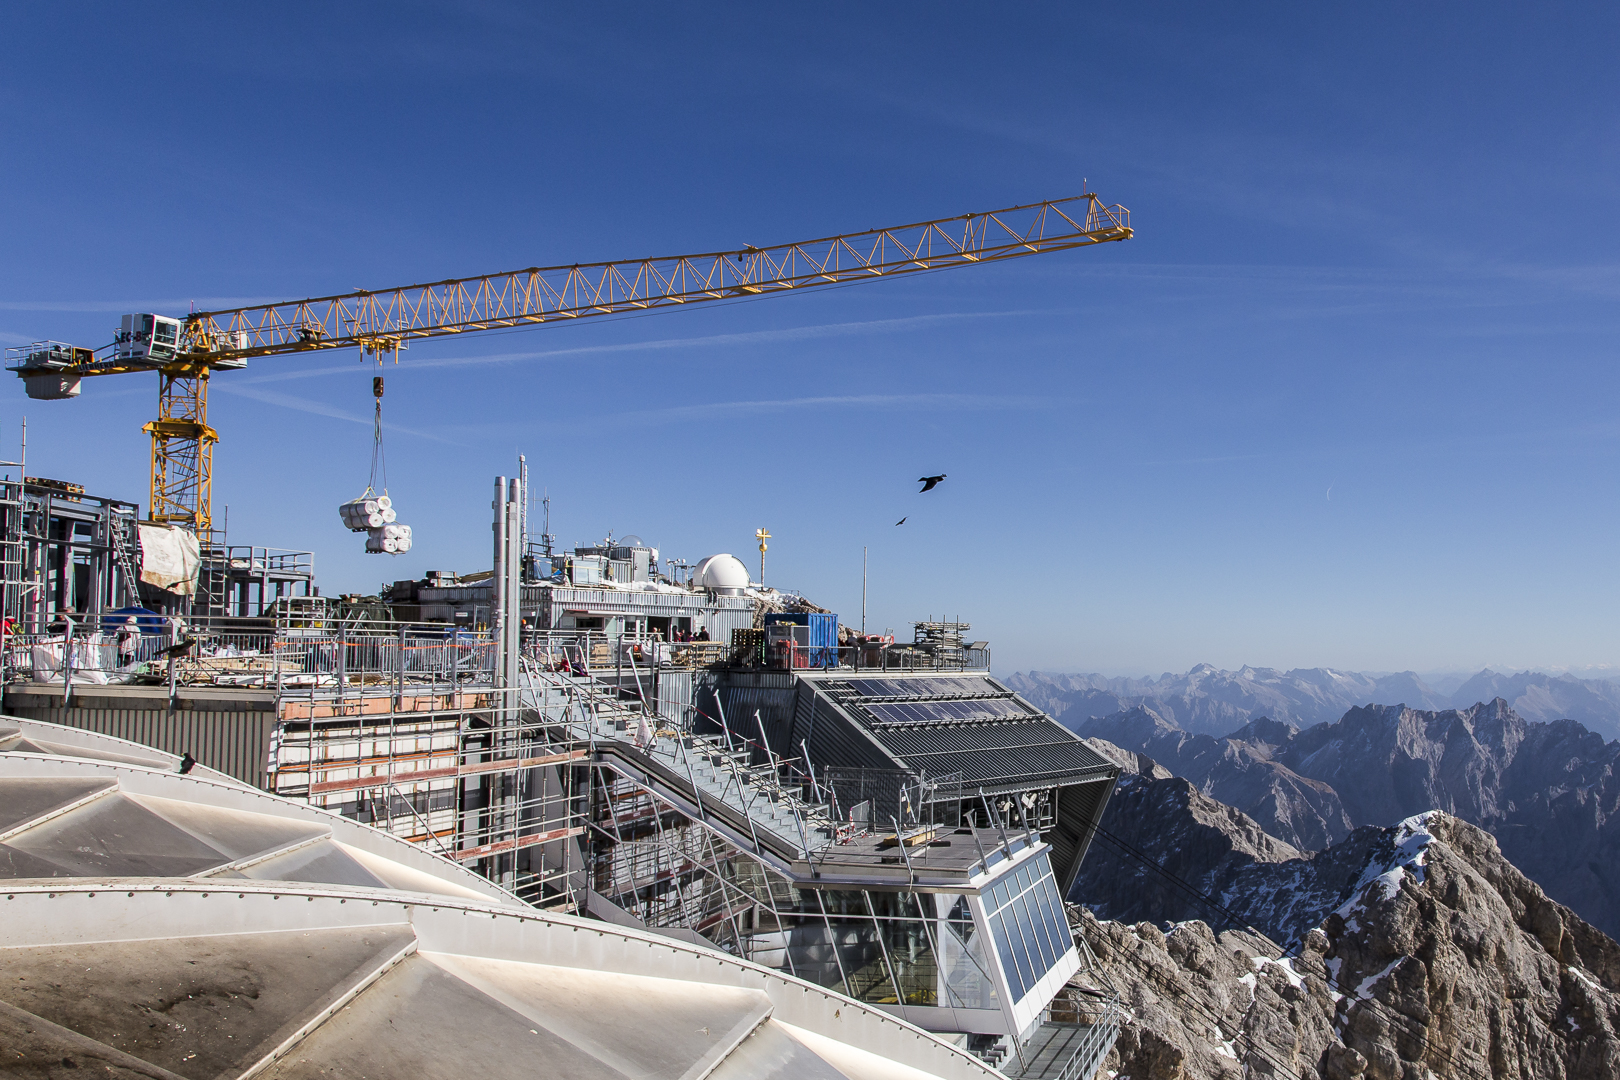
<box><xmin>766</xmin><ymin>887</ymin><xmax>1001</xmax><ymax>1011</ymax></box>
<box><xmin>980</xmin><ymin>851</ymin><xmax>1074</xmax><ymax>1004</ymax></box>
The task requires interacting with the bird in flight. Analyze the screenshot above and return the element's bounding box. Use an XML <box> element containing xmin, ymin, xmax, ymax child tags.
<box><xmin>895</xmin><ymin>517</ymin><xmax>907</xmax><ymax>526</ymax></box>
<box><xmin>918</xmin><ymin>474</ymin><xmax>946</xmax><ymax>492</ymax></box>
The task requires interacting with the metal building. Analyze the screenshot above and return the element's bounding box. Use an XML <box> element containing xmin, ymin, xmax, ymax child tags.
<box><xmin>0</xmin><ymin>475</ymin><xmax>1125</xmax><ymax>1079</ymax></box>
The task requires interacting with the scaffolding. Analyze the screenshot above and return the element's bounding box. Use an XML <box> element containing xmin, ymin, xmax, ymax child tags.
<box><xmin>195</xmin><ymin>543</ymin><xmax>317</xmax><ymax>619</ymax></box>
<box><xmin>0</xmin><ymin>429</ymin><xmax>142</xmax><ymax>638</ymax></box>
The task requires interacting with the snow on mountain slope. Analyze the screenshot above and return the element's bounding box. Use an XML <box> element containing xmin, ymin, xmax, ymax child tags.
<box><xmin>1078</xmin><ymin>807</ymin><xmax>1620</xmax><ymax>1079</ymax></box>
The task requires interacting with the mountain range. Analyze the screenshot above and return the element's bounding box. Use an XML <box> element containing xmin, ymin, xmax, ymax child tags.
<box><xmin>1074</xmin><ymin>698</ymin><xmax>1620</xmax><ymax>943</ymax></box>
<box><xmin>1007</xmin><ymin>665</ymin><xmax>1620</xmax><ymax>739</ymax></box>
<box><xmin>1068</xmin><ymin>757</ymin><xmax>1620</xmax><ymax>1079</ymax></box>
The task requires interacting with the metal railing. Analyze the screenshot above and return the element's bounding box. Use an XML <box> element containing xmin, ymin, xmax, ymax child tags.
<box><xmin>842</xmin><ymin>644</ymin><xmax>991</xmax><ymax>672</ymax></box>
<box><xmin>1027</xmin><ymin>993</ymin><xmax>1124</xmax><ymax>1080</ymax></box>
<box><xmin>2</xmin><ymin>619</ymin><xmax>993</xmax><ymax>689</ymax></box>
<box><xmin>2</xmin><ymin>625</ymin><xmax>499</xmax><ymax>690</ymax></box>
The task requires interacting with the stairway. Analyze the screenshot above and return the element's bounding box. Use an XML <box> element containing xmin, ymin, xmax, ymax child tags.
<box><xmin>517</xmin><ymin>661</ymin><xmax>838</xmax><ymax>856</ymax></box>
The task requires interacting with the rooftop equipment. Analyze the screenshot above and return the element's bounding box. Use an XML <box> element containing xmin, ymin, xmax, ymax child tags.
<box><xmin>4</xmin><ymin>194</ymin><xmax>1131</xmax><ymax>534</ymax></box>
<box><xmin>763</xmin><ymin>611</ymin><xmax>838</xmax><ymax>668</ymax></box>
<box><xmin>696</xmin><ymin>552</ymin><xmax>750</xmax><ymax>594</ymax></box>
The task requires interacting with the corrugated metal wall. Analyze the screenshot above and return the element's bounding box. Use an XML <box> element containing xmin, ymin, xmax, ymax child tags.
<box><xmin>710</xmin><ymin>671</ymin><xmax>797</xmax><ymax>763</ymax></box>
<box><xmin>796</xmin><ymin>681</ymin><xmax>895</xmax><ymax>775</ymax></box>
<box><xmin>655</xmin><ymin>668</ymin><xmax>695</xmax><ymax>727</ymax></box>
<box><xmin>3</xmin><ymin>703</ymin><xmax>278</xmax><ymax>789</ymax></box>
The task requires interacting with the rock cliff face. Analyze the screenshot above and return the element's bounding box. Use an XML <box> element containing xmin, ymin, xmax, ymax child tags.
<box><xmin>1071</xmin><ymin>766</ymin><xmax>1378</xmax><ymax>947</ymax></box>
<box><xmin>1080</xmin><ymin>812</ymin><xmax>1620</xmax><ymax>1080</ymax></box>
<box><xmin>1081</xmin><ymin>708</ymin><xmax>1354</xmax><ymax>852</ymax></box>
<box><xmin>1079</xmin><ymin>700</ymin><xmax>1620</xmax><ymax>939</ymax></box>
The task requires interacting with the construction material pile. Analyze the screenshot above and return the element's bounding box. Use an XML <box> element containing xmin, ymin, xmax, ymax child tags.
<box><xmin>339</xmin><ymin>493</ymin><xmax>412</xmax><ymax>554</ymax></box>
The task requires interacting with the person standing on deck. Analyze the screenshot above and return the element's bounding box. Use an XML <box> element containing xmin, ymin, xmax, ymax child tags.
<box><xmin>117</xmin><ymin>616</ymin><xmax>139</xmax><ymax>669</ymax></box>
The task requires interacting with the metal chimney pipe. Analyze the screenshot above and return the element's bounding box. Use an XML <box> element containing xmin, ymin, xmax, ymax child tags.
<box><xmin>492</xmin><ymin>476</ymin><xmax>508</xmax><ymax>688</ymax></box>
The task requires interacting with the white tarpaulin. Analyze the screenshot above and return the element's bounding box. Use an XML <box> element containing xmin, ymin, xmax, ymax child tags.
<box><xmin>136</xmin><ymin>523</ymin><xmax>200</xmax><ymax>597</ymax></box>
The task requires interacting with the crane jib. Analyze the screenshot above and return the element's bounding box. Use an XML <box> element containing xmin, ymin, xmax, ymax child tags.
<box><xmin>177</xmin><ymin>194</ymin><xmax>1129</xmax><ymax>363</ymax></box>
<box><xmin>3</xmin><ymin>192</ymin><xmax>1130</xmax><ymax>533</ymax></box>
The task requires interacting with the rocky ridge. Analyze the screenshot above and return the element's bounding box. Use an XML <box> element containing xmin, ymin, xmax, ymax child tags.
<box><xmin>1077</xmin><ymin>699</ymin><xmax>1620</xmax><ymax>939</ymax></box>
<box><xmin>1008</xmin><ymin>665</ymin><xmax>1620</xmax><ymax>739</ymax></box>
<box><xmin>1076</xmin><ymin>802</ymin><xmax>1620</xmax><ymax>1079</ymax></box>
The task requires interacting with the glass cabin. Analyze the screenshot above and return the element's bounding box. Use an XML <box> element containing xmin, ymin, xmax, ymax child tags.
<box><xmin>115</xmin><ymin>313</ymin><xmax>183</xmax><ymax>364</ymax></box>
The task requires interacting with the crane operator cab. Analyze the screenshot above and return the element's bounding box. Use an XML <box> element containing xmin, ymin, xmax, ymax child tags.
<box><xmin>115</xmin><ymin>313</ymin><xmax>183</xmax><ymax>366</ymax></box>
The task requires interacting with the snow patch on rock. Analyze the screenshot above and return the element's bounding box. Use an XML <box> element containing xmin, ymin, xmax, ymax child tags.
<box><xmin>1335</xmin><ymin>811</ymin><xmax>1439</xmax><ymax>919</ymax></box>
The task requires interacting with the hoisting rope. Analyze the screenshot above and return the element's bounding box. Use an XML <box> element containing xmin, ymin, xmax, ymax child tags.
<box><xmin>368</xmin><ymin>372</ymin><xmax>387</xmax><ymax>496</ymax></box>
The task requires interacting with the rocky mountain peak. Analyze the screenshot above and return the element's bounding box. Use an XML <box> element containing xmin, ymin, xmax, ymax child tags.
<box><xmin>1007</xmin><ymin>663</ymin><xmax>1620</xmax><ymax>739</ymax></box>
<box><xmin>1226</xmin><ymin>715</ymin><xmax>1299</xmax><ymax>752</ymax></box>
<box><xmin>1286</xmin><ymin>698</ymin><xmax>1528</xmax><ymax>828</ymax></box>
<box><xmin>1083</xmin><ymin>809</ymin><xmax>1620</xmax><ymax>1079</ymax></box>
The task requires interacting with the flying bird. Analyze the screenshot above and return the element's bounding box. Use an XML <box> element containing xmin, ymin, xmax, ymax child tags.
<box><xmin>895</xmin><ymin>517</ymin><xmax>907</xmax><ymax>526</ymax></box>
<box><xmin>917</xmin><ymin>474</ymin><xmax>946</xmax><ymax>493</ymax></box>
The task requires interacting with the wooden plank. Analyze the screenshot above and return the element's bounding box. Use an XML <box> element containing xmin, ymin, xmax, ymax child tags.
<box><xmin>308</xmin><ymin>748</ymin><xmax>587</xmax><ymax>795</ymax></box>
<box><xmin>451</xmin><ymin>825</ymin><xmax>585</xmax><ymax>862</ymax></box>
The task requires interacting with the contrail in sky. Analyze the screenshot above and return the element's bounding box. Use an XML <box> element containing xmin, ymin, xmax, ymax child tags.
<box><xmin>212</xmin><ymin>384</ymin><xmax>462</xmax><ymax>444</ymax></box>
<box><xmin>227</xmin><ymin>309</ymin><xmax>1055</xmax><ymax>386</ymax></box>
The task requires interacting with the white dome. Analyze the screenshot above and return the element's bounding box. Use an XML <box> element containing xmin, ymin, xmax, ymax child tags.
<box><xmin>697</xmin><ymin>553</ymin><xmax>750</xmax><ymax>593</ymax></box>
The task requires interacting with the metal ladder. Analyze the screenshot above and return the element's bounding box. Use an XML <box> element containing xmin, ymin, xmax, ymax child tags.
<box><xmin>108</xmin><ymin>514</ymin><xmax>141</xmax><ymax>609</ymax></box>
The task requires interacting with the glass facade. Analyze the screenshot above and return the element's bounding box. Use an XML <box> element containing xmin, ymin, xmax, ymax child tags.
<box><xmin>758</xmin><ymin>886</ymin><xmax>1002</xmax><ymax>1011</ymax></box>
<box><xmin>742</xmin><ymin>852</ymin><xmax>1074</xmax><ymax>1015</ymax></box>
<box><xmin>982</xmin><ymin>851</ymin><xmax>1072</xmax><ymax>1003</ymax></box>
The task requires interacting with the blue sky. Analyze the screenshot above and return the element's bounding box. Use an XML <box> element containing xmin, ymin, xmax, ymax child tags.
<box><xmin>3</xmin><ymin>3</ymin><xmax>1619</xmax><ymax>676</ymax></box>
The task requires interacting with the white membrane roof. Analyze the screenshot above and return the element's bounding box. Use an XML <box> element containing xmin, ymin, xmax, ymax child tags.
<box><xmin>0</xmin><ymin>716</ymin><xmax>997</xmax><ymax>1080</ymax></box>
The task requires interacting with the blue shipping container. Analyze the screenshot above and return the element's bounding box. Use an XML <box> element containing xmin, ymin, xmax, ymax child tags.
<box><xmin>763</xmin><ymin>611</ymin><xmax>839</xmax><ymax>668</ymax></box>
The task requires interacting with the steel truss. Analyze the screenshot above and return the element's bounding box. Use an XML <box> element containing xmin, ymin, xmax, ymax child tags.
<box><xmin>31</xmin><ymin>194</ymin><xmax>1130</xmax><ymax>532</ymax></box>
<box><xmin>144</xmin><ymin>371</ymin><xmax>215</xmax><ymax>531</ymax></box>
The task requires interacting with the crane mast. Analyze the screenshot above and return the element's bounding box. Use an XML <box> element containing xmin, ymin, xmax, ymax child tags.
<box><xmin>7</xmin><ymin>194</ymin><xmax>1131</xmax><ymax>533</ymax></box>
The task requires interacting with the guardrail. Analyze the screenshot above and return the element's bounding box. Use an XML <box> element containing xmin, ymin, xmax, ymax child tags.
<box><xmin>3</xmin><ymin>627</ymin><xmax>498</xmax><ymax>690</ymax></box>
<box><xmin>2</xmin><ymin>621</ymin><xmax>992</xmax><ymax>687</ymax></box>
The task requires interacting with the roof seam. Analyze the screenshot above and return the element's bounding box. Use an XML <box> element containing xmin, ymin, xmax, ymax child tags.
<box><xmin>0</xmin><ymin>779</ymin><xmax>119</xmax><ymax>843</ymax></box>
<box><xmin>194</xmin><ymin>828</ymin><xmax>337</xmax><ymax>878</ymax></box>
<box><xmin>236</xmin><ymin>934</ymin><xmax>420</xmax><ymax>1080</ymax></box>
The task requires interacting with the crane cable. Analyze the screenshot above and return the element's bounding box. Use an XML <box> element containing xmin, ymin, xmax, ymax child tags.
<box><xmin>368</xmin><ymin>371</ymin><xmax>387</xmax><ymax>496</ymax></box>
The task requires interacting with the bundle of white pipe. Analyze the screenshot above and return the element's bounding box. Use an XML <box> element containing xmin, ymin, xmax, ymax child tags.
<box><xmin>339</xmin><ymin>494</ymin><xmax>394</xmax><ymax>532</ymax></box>
<box><xmin>365</xmin><ymin>522</ymin><xmax>412</xmax><ymax>554</ymax></box>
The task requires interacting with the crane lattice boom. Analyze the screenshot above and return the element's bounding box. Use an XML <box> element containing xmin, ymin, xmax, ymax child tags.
<box><xmin>7</xmin><ymin>193</ymin><xmax>1131</xmax><ymax>531</ymax></box>
<box><xmin>180</xmin><ymin>195</ymin><xmax>1128</xmax><ymax>363</ymax></box>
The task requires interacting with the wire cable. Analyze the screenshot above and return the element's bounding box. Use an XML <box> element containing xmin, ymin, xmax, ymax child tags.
<box><xmin>368</xmin><ymin>373</ymin><xmax>387</xmax><ymax>494</ymax></box>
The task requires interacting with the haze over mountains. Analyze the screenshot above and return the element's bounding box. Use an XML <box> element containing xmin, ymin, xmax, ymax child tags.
<box><xmin>1007</xmin><ymin>664</ymin><xmax>1620</xmax><ymax>739</ymax></box>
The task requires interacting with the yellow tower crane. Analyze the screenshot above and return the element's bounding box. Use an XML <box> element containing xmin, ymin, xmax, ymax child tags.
<box><xmin>6</xmin><ymin>194</ymin><xmax>1131</xmax><ymax>533</ymax></box>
